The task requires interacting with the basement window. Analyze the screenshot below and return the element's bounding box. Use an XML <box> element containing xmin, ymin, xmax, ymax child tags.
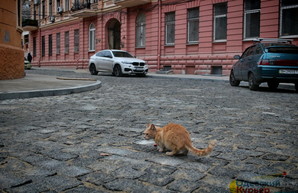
<box><xmin>211</xmin><ymin>66</ymin><xmax>222</xmax><ymax>75</ymax></box>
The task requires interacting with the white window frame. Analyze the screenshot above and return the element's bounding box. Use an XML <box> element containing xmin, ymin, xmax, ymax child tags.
<box><xmin>187</xmin><ymin>7</ymin><xmax>199</xmax><ymax>44</ymax></box>
<box><xmin>165</xmin><ymin>12</ymin><xmax>175</xmax><ymax>45</ymax></box>
<box><xmin>280</xmin><ymin>2</ymin><xmax>298</xmax><ymax>38</ymax></box>
<box><xmin>244</xmin><ymin>0</ymin><xmax>260</xmax><ymax>40</ymax></box>
<box><xmin>244</xmin><ymin>9</ymin><xmax>260</xmax><ymax>40</ymax></box>
<box><xmin>136</xmin><ymin>13</ymin><xmax>146</xmax><ymax>48</ymax></box>
<box><xmin>89</xmin><ymin>23</ymin><xmax>95</xmax><ymax>51</ymax></box>
<box><xmin>213</xmin><ymin>3</ymin><xmax>227</xmax><ymax>42</ymax></box>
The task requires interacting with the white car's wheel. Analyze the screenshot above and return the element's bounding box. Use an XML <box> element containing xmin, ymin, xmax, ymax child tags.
<box><xmin>113</xmin><ymin>65</ymin><xmax>123</xmax><ymax>77</ymax></box>
<box><xmin>89</xmin><ymin>64</ymin><xmax>98</xmax><ymax>75</ymax></box>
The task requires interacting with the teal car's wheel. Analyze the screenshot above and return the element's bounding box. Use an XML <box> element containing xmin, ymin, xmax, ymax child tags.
<box><xmin>248</xmin><ymin>73</ymin><xmax>259</xmax><ymax>91</ymax></box>
<box><xmin>229</xmin><ymin>70</ymin><xmax>240</xmax><ymax>86</ymax></box>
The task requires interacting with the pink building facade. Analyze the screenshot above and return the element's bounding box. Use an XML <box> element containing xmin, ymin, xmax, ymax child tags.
<box><xmin>25</xmin><ymin>0</ymin><xmax>298</xmax><ymax>75</ymax></box>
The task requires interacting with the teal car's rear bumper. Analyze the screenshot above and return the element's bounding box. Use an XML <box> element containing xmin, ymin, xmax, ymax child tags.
<box><xmin>257</xmin><ymin>65</ymin><xmax>298</xmax><ymax>83</ymax></box>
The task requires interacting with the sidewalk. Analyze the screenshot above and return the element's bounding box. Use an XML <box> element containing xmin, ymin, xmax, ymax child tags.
<box><xmin>0</xmin><ymin>72</ymin><xmax>101</xmax><ymax>100</ymax></box>
<box><xmin>0</xmin><ymin>67</ymin><xmax>228</xmax><ymax>100</ymax></box>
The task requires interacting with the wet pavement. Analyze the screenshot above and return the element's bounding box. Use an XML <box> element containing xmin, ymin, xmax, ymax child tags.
<box><xmin>0</xmin><ymin>68</ymin><xmax>297</xmax><ymax>193</ymax></box>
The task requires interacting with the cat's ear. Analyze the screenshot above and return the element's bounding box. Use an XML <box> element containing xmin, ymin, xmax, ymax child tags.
<box><xmin>150</xmin><ymin>124</ymin><xmax>156</xmax><ymax>131</ymax></box>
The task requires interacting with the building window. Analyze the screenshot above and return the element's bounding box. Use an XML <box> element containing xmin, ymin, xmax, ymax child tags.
<box><xmin>89</xmin><ymin>23</ymin><xmax>95</xmax><ymax>51</ymax></box>
<box><xmin>24</xmin><ymin>34</ymin><xmax>29</xmax><ymax>45</ymax></box>
<box><xmin>65</xmin><ymin>0</ymin><xmax>69</xmax><ymax>11</ymax></box>
<box><xmin>65</xmin><ymin>31</ymin><xmax>69</xmax><ymax>54</ymax></box>
<box><xmin>214</xmin><ymin>3</ymin><xmax>227</xmax><ymax>42</ymax></box>
<box><xmin>187</xmin><ymin>7</ymin><xmax>199</xmax><ymax>44</ymax></box>
<box><xmin>280</xmin><ymin>0</ymin><xmax>298</xmax><ymax>37</ymax></box>
<box><xmin>56</xmin><ymin>33</ymin><xmax>60</xmax><ymax>55</ymax></box>
<box><xmin>49</xmin><ymin>34</ymin><xmax>52</xmax><ymax>56</ymax></box>
<box><xmin>74</xmin><ymin>0</ymin><xmax>80</xmax><ymax>9</ymax></box>
<box><xmin>244</xmin><ymin>0</ymin><xmax>260</xmax><ymax>39</ymax></box>
<box><xmin>136</xmin><ymin>13</ymin><xmax>146</xmax><ymax>48</ymax></box>
<box><xmin>49</xmin><ymin>0</ymin><xmax>53</xmax><ymax>16</ymax></box>
<box><xmin>74</xmin><ymin>29</ymin><xmax>80</xmax><ymax>53</ymax></box>
<box><xmin>33</xmin><ymin>37</ymin><xmax>37</xmax><ymax>57</ymax></box>
<box><xmin>42</xmin><ymin>36</ymin><xmax>45</xmax><ymax>57</ymax></box>
<box><xmin>57</xmin><ymin>0</ymin><xmax>61</xmax><ymax>14</ymax></box>
<box><xmin>42</xmin><ymin>0</ymin><xmax>45</xmax><ymax>19</ymax></box>
<box><xmin>17</xmin><ymin>0</ymin><xmax>21</xmax><ymax>27</ymax></box>
<box><xmin>165</xmin><ymin>12</ymin><xmax>175</xmax><ymax>45</ymax></box>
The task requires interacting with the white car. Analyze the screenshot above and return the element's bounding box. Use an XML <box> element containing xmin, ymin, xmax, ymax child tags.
<box><xmin>88</xmin><ymin>50</ymin><xmax>148</xmax><ymax>77</ymax></box>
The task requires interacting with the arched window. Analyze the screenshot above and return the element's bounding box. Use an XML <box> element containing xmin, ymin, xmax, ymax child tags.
<box><xmin>89</xmin><ymin>23</ymin><xmax>95</xmax><ymax>51</ymax></box>
<box><xmin>136</xmin><ymin>13</ymin><xmax>146</xmax><ymax>48</ymax></box>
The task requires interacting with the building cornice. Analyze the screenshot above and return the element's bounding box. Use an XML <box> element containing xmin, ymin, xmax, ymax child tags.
<box><xmin>39</xmin><ymin>17</ymin><xmax>82</xmax><ymax>30</ymax></box>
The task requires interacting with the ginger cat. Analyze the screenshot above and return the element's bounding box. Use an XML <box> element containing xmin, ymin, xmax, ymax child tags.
<box><xmin>143</xmin><ymin>123</ymin><xmax>216</xmax><ymax>156</ymax></box>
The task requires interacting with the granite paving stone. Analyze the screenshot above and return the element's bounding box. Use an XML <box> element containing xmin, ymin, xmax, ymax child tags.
<box><xmin>167</xmin><ymin>179</ymin><xmax>201</xmax><ymax>192</ymax></box>
<box><xmin>0</xmin><ymin>68</ymin><xmax>297</xmax><ymax>192</ymax></box>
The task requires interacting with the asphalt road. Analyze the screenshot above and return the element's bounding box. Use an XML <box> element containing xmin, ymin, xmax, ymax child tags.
<box><xmin>0</xmin><ymin>69</ymin><xmax>297</xmax><ymax>193</ymax></box>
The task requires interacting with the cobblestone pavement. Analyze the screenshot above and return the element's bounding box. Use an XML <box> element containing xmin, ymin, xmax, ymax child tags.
<box><xmin>0</xmin><ymin>69</ymin><xmax>297</xmax><ymax>193</ymax></box>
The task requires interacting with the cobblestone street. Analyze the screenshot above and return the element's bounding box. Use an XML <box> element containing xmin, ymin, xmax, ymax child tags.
<box><xmin>1</xmin><ymin>69</ymin><xmax>297</xmax><ymax>193</ymax></box>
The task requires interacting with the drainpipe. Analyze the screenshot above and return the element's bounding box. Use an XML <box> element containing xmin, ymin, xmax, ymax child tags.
<box><xmin>157</xmin><ymin>0</ymin><xmax>161</xmax><ymax>70</ymax></box>
<box><xmin>101</xmin><ymin>0</ymin><xmax>104</xmax><ymax>50</ymax></box>
<box><xmin>38</xmin><ymin>27</ymin><xmax>41</xmax><ymax>67</ymax></box>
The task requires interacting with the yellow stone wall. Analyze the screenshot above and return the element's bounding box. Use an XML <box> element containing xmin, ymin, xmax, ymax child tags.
<box><xmin>0</xmin><ymin>0</ymin><xmax>24</xmax><ymax>80</ymax></box>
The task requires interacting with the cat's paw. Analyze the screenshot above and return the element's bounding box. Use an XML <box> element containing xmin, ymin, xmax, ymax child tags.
<box><xmin>166</xmin><ymin>152</ymin><xmax>174</xmax><ymax>156</ymax></box>
<box><xmin>209</xmin><ymin>140</ymin><xmax>217</xmax><ymax>147</ymax></box>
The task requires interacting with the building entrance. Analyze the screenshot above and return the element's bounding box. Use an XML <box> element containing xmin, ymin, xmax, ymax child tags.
<box><xmin>107</xmin><ymin>19</ymin><xmax>121</xmax><ymax>49</ymax></box>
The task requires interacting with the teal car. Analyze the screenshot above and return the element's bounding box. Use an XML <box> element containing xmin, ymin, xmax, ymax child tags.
<box><xmin>229</xmin><ymin>39</ymin><xmax>298</xmax><ymax>91</ymax></box>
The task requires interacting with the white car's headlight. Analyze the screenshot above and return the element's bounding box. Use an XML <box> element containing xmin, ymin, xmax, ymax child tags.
<box><xmin>122</xmin><ymin>61</ymin><xmax>132</xmax><ymax>64</ymax></box>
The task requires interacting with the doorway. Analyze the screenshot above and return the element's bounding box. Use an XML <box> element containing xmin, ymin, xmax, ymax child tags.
<box><xmin>107</xmin><ymin>19</ymin><xmax>121</xmax><ymax>49</ymax></box>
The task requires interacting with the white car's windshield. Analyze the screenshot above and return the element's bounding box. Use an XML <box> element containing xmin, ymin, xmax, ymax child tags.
<box><xmin>113</xmin><ymin>51</ymin><xmax>134</xmax><ymax>58</ymax></box>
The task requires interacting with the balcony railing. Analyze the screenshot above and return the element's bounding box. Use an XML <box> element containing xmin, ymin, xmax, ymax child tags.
<box><xmin>70</xmin><ymin>2</ymin><xmax>98</xmax><ymax>18</ymax></box>
<box><xmin>71</xmin><ymin>2</ymin><xmax>91</xmax><ymax>11</ymax></box>
<box><xmin>113</xmin><ymin>0</ymin><xmax>151</xmax><ymax>8</ymax></box>
<box><xmin>22</xmin><ymin>19</ymin><xmax>38</xmax><ymax>31</ymax></box>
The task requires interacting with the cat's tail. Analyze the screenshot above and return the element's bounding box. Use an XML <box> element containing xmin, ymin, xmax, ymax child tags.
<box><xmin>186</xmin><ymin>140</ymin><xmax>217</xmax><ymax>156</ymax></box>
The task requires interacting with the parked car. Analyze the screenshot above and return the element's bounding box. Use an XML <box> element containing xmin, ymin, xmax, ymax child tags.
<box><xmin>88</xmin><ymin>50</ymin><xmax>148</xmax><ymax>77</ymax></box>
<box><xmin>229</xmin><ymin>38</ymin><xmax>298</xmax><ymax>91</ymax></box>
<box><xmin>24</xmin><ymin>57</ymin><xmax>32</xmax><ymax>70</ymax></box>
